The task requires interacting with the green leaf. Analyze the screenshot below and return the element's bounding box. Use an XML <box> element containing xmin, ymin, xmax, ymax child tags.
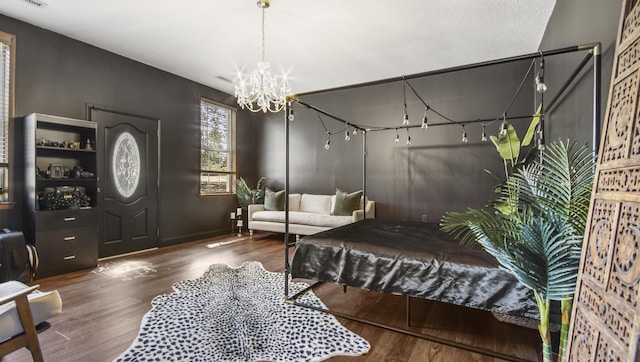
<box><xmin>490</xmin><ymin>135</ymin><xmax>500</xmax><ymax>151</ymax></box>
<box><xmin>522</xmin><ymin>103</ymin><xmax>542</xmax><ymax>147</ymax></box>
<box><xmin>496</xmin><ymin>123</ymin><xmax>520</xmax><ymax>165</ymax></box>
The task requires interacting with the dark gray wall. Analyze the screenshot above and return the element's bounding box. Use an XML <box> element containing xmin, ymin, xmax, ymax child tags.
<box><xmin>539</xmin><ymin>0</ymin><xmax>622</xmax><ymax>148</ymax></box>
<box><xmin>256</xmin><ymin>2</ymin><xmax>622</xmax><ymax>223</ymax></box>
<box><xmin>0</xmin><ymin>14</ymin><xmax>258</xmax><ymax>245</ymax></box>
<box><xmin>258</xmin><ymin>62</ymin><xmax>537</xmax><ymax>221</ymax></box>
<box><xmin>0</xmin><ymin>0</ymin><xmax>622</xmax><ymax>237</ymax></box>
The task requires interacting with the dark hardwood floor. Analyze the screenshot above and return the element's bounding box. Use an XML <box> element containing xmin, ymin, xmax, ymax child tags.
<box><xmin>4</xmin><ymin>232</ymin><xmax>541</xmax><ymax>362</ymax></box>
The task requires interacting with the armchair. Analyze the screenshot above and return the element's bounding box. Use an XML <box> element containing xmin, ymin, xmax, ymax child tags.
<box><xmin>0</xmin><ymin>281</ymin><xmax>62</xmax><ymax>361</ymax></box>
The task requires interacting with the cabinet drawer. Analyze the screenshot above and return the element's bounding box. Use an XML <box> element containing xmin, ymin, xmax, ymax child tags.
<box><xmin>36</xmin><ymin>208</ymin><xmax>97</xmax><ymax>230</ymax></box>
<box><xmin>35</xmin><ymin>228</ymin><xmax>97</xmax><ymax>278</ymax></box>
<box><xmin>36</xmin><ymin>227</ymin><xmax>96</xmax><ymax>247</ymax></box>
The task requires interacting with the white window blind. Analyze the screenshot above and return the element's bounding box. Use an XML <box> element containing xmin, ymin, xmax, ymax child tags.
<box><xmin>200</xmin><ymin>98</ymin><xmax>237</xmax><ymax>195</ymax></box>
<box><xmin>0</xmin><ymin>38</ymin><xmax>10</xmax><ymax>165</ymax></box>
<box><xmin>0</xmin><ymin>32</ymin><xmax>13</xmax><ymax>202</ymax></box>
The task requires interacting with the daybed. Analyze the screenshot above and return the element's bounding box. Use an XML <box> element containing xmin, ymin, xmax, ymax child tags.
<box><xmin>290</xmin><ymin>219</ymin><xmax>539</xmax><ymax>319</ymax></box>
<box><xmin>248</xmin><ymin>192</ymin><xmax>375</xmax><ymax>238</ymax></box>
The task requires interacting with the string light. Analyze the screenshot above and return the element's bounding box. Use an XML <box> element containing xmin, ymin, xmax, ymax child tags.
<box><xmin>499</xmin><ymin>114</ymin><xmax>508</xmax><ymax>136</ymax></box>
<box><xmin>395</xmin><ymin>128</ymin><xmax>400</xmax><ymax>143</ymax></box>
<box><xmin>481</xmin><ymin>124</ymin><xmax>488</xmax><ymax>142</ymax></box>
<box><xmin>461</xmin><ymin>125</ymin><xmax>468</xmax><ymax>143</ymax></box>
<box><xmin>345</xmin><ymin>126</ymin><xmax>351</xmax><ymax>141</ymax></box>
<box><xmin>287</xmin><ymin>101</ymin><xmax>294</xmax><ymax>121</ymax></box>
<box><xmin>406</xmin><ymin>128</ymin><xmax>411</xmax><ymax>145</ymax></box>
<box><xmin>535</xmin><ymin>54</ymin><xmax>547</xmax><ymax>93</ymax></box>
<box><xmin>352</xmin><ymin>128</ymin><xmax>358</xmax><ymax>135</ymax></box>
<box><xmin>421</xmin><ymin>107</ymin><xmax>429</xmax><ymax>129</ymax></box>
<box><xmin>324</xmin><ymin>131</ymin><xmax>331</xmax><ymax>150</ymax></box>
<box><xmin>402</xmin><ymin>78</ymin><xmax>409</xmax><ymax>126</ymax></box>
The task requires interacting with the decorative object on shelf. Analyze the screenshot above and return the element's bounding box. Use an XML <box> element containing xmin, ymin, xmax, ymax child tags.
<box><xmin>38</xmin><ymin>185</ymin><xmax>91</xmax><ymax>210</ymax></box>
<box><xmin>85</xmin><ymin>139</ymin><xmax>92</xmax><ymax>151</ymax></box>
<box><xmin>234</xmin><ymin>0</ymin><xmax>290</xmax><ymax>113</ymax></box>
<box><xmin>69</xmin><ymin>166</ymin><xmax>94</xmax><ymax>179</ymax></box>
<box><xmin>47</xmin><ymin>164</ymin><xmax>66</xmax><ymax>179</ymax></box>
<box><xmin>230</xmin><ymin>212</ymin><xmax>236</xmax><ymax>234</ymax></box>
<box><xmin>63</xmin><ymin>140</ymin><xmax>80</xmax><ymax>149</ymax></box>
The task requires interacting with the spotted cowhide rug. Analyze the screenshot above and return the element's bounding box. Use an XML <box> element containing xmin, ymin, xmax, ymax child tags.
<box><xmin>115</xmin><ymin>261</ymin><xmax>370</xmax><ymax>361</ymax></box>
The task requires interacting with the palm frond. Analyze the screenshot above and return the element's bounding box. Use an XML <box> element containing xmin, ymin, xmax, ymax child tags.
<box><xmin>441</xmin><ymin>139</ymin><xmax>594</xmax><ymax>303</ymax></box>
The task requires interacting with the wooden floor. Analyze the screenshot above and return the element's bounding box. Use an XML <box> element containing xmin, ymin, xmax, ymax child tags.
<box><xmin>4</xmin><ymin>232</ymin><xmax>542</xmax><ymax>362</ymax></box>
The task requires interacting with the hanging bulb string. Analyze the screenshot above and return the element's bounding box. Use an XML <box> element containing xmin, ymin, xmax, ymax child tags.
<box><xmin>403</xmin><ymin>78</ymin><xmax>456</xmax><ymax>126</ymax></box>
<box><xmin>402</xmin><ymin>76</ymin><xmax>410</xmax><ymax>125</ymax></box>
<box><xmin>316</xmin><ymin>111</ymin><xmax>345</xmax><ymax>135</ymax></box>
<box><xmin>296</xmin><ymin>55</ymin><xmax>540</xmax><ymax>139</ymax></box>
<box><xmin>402</xmin><ymin>76</ymin><xmax>408</xmax><ymax>115</ymax></box>
<box><xmin>317</xmin><ymin>112</ymin><xmax>330</xmax><ymax>134</ymax></box>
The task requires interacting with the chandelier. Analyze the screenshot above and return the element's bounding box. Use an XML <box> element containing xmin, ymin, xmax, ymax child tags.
<box><xmin>235</xmin><ymin>0</ymin><xmax>290</xmax><ymax>113</ymax></box>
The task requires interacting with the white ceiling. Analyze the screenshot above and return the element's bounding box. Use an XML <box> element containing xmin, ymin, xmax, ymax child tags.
<box><xmin>0</xmin><ymin>0</ymin><xmax>557</xmax><ymax>95</ymax></box>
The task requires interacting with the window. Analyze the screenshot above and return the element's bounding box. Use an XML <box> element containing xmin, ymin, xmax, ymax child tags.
<box><xmin>0</xmin><ymin>32</ymin><xmax>15</xmax><ymax>204</ymax></box>
<box><xmin>200</xmin><ymin>98</ymin><xmax>236</xmax><ymax>195</ymax></box>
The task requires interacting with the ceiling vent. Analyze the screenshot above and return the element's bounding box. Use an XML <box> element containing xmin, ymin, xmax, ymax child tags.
<box><xmin>21</xmin><ymin>0</ymin><xmax>48</xmax><ymax>8</ymax></box>
<box><xmin>215</xmin><ymin>76</ymin><xmax>233</xmax><ymax>83</ymax></box>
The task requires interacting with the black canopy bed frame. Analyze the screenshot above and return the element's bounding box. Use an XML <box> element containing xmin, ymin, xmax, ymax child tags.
<box><xmin>282</xmin><ymin>43</ymin><xmax>602</xmax><ymax>362</ymax></box>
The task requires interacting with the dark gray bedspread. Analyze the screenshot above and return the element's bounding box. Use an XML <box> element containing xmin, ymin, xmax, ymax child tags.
<box><xmin>290</xmin><ymin>219</ymin><xmax>539</xmax><ymax>319</ymax></box>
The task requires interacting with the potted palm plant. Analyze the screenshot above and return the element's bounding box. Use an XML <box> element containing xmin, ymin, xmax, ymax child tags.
<box><xmin>236</xmin><ymin>176</ymin><xmax>267</xmax><ymax>210</ymax></box>
<box><xmin>441</xmin><ymin>119</ymin><xmax>595</xmax><ymax>362</ymax></box>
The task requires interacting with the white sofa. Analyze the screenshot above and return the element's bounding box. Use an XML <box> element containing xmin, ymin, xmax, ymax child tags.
<box><xmin>248</xmin><ymin>193</ymin><xmax>375</xmax><ymax>238</ymax></box>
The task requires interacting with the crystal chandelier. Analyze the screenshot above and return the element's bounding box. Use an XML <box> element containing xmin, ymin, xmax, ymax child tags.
<box><xmin>235</xmin><ymin>0</ymin><xmax>290</xmax><ymax>113</ymax></box>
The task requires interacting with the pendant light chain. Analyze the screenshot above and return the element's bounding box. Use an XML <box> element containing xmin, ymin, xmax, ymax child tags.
<box><xmin>261</xmin><ymin>8</ymin><xmax>266</xmax><ymax>63</ymax></box>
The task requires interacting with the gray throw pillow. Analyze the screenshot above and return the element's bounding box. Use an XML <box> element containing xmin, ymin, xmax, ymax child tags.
<box><xmin>264</xmin><ymin>188</ymin><xmax>285</xmax><ymax>211</ymax></box>
<box><xmin>331</xmin><ymin>189</ymin><xmax>363</xmax><ymax>216</ymax></box>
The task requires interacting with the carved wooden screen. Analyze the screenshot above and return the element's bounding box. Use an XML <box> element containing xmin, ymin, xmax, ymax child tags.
<box><xmin>568</xmin><ymin>1</ymin><xmax>640</xmax><ymax>360</ymax></box>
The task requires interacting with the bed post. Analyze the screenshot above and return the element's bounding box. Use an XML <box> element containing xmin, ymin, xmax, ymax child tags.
<box><xmin>362</xmin><ymin>130</ymin><xmax>367</xmax><ymax>219</ymax></box>
<box><xmin>591</xmin><ymin>42</ymin><xmax>602</xmax><ymax>150</ymax></box>
<box><xmin>284</xmin><ymin>99</ymin><xmax>291</xmax><ymax>299</ymax></box>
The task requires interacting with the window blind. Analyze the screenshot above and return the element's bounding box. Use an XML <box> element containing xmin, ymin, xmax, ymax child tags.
<box><xmin>199</xmin><ymin>98</ymin><xmax>237</xmax><ymax>194</ymax></box>
<box><xmin>0</xmin><ymin>38</ymin><xmax>9</xmax><ymax>166</ymax></box>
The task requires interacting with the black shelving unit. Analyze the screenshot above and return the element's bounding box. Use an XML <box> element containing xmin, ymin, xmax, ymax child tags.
<box><xmin>23</xmin><ymin>113</ymin><xmax>99</xmax><ymax>278</ymax></box>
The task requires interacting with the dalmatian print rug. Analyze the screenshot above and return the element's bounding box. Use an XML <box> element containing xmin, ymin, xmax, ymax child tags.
<box><xmin>115</xmin><ymin>261</ymin><xmax>370</xmax><ymax>361</ymax></box>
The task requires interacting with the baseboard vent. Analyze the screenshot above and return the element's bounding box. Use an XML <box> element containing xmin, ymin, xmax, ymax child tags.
<box><xmin>21</xmin><ymin>0</ymin><xmax>48</xmax><ymax>8</ymax></box>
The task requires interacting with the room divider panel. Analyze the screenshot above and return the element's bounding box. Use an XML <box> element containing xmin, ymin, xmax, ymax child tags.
<box><xmin>568</xmin><ymin>0</ymin><xmax>640</xmax><ymax>360</ymax></box>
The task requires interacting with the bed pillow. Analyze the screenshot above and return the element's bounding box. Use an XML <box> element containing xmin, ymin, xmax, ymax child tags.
<box><xmin>264</xmin><ymin>188</ymin><xmax>285</xmax><ymax>211</ymax></box>
<box><xmin>331</xmin><ymin>189</ymin><xmax>363</xmax><ymax>216</ymax></box>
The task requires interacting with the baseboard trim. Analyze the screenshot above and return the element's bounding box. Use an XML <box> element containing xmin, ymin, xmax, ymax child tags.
<box><xmin>98</xmin><ymin>247</ymin><xmax>159</xmax><ymax>261</ymax></box>
<box><xmin>160</xmin><ymin>228</ymin><xmax>230</xmax><ymax>247</ymax></box>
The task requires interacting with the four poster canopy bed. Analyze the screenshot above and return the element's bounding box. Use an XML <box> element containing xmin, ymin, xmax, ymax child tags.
<box><xmin>282</xmin><ymin>43</ymin><xmax>601</xmax><ymax>361</ymax></box>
